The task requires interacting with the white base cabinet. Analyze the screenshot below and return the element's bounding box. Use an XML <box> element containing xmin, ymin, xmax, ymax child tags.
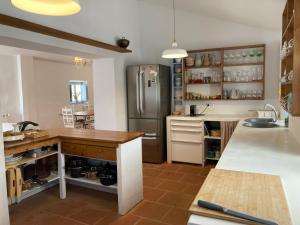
<box><xmin>167</xmin><ymin>118</ymin><xmax>204</xmax><ymax>165</ymax></box>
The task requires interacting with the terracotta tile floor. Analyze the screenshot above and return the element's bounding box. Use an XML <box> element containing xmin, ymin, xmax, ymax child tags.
<box><xmin>9</xmin><ymin>162</ymin><xmax>215</xmax><ymax>225</ymax></box>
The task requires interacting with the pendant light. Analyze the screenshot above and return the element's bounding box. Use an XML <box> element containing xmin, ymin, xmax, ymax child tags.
<box><xmin>11</xmin><ymin>0</ymin><xmax>81</xmax><ymax>16</ymax></box>
<box><xmin>162</xmin><ymin>0</ymin><xmax>187</xmax><ymax>59</ymax></box>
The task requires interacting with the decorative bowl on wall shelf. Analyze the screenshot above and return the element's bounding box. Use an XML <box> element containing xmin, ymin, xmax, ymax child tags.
<box><xmin>117</xmin><ymin>37</ymin><xmax>130</xmax><ymax>49</ymax></box>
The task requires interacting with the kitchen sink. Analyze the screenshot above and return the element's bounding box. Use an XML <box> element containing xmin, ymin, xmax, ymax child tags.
<box><xmin>243</xmin><ymin>122</ymin><xmax>279</xmax><ymax>128</ymax></box>
<box><xmin>244</xmin><ymin>118</ymin><xmax>274</xmax><ymax>124</ymax></box>
<box><xmin>243</xmin><ymin>118</ymin><xmax>279</xmax><ymax>128</ymax></box>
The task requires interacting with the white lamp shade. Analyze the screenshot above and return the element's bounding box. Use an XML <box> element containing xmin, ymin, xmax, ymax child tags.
<box><xmin>162</xmin><ymin>48</ymin><xmax>188</xmax><ymax>59</ymax></box>
<box><xmin>11</xmin><ymin>0</ymin><xmax>81</xmax><ymax>16</ymax></box>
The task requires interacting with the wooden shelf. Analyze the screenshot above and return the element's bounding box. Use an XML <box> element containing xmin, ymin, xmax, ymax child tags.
<box><xmin>206</xmin><ymin>157</ymin><xmax>220</xmax><ymax>161</ymax></box>
<box><xmin>282</xmin><ymin>13</ymin><xmax>294</xmax><ymax>37</ymax></box>
<box><xmin>204</xmin><ymin>136</ymin><xmax>221</xmax><ymax>140</ymax></box>
<box><xmin>224</xmin><ymin>62</ymin><xmax>264</xmax><ymax>67</ymax></box>
<box><xmin>185</xmin><ymin>98</ymin><xmax>222</xmax><ymax>101</ymax></box>
<box><xmin>281</xmin><ymin>81</ymin><xmax>293</xmax><ymax>86</ymax></box>
<box><xmin>184</xmin><ymin>65</ymin><xmax>221</xmax><ymax>70</ymax></box>
<box><xmin>5</xmin><ymin>151</ymin><xmax>58</xmax><ymax>170</ymax></box>
<box><xmin>186</xmin><ymin>82</ymin><xmax>221</xmax><ymax>85</ymax></box>
<box><xmin>223</xmin><ymin>80</ymin><xmax>263</xmax><ymax>84</ymax></box>
<box><xmin>222</xmin><ymin>98</ymin><xmax>264</xmax><ymax>100</ymax></box>
<box><xmin>65</xmin><ymin>174</ymin><xmax>117</xmax><ymax>194</ymax></box>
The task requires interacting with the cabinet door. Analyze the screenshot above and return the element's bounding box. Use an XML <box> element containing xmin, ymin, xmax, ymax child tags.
<box><xmin>171</xmin><ymin>141</ymin><xmax>203</xmax><ymax>164</ymax></box>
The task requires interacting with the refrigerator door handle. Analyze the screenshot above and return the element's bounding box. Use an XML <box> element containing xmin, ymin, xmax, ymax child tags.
<box><xmin>136</xmin><ymin>73</ymin><xmax>140</xmax><ymax>114</ymax></box>
<box><xmin>145</xmin><ymin>133</ymin><xmax>157</xmax><ymax>137</ymax></box>
<box><xmin>139</xmin><ymin>71</ymin><xmax>144</xmax><ymax>114</ymax></box>
<box><xmin>142</xmin><ymin>137</ymin><xmax>157</xmax><ymax>140</ymax></box>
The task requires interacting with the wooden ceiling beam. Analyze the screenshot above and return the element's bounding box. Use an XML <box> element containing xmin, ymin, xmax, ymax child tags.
<box><xmin>0</xmin><ymin>13</ymin><xmax>132</xmax><ymax>53</ymax></box>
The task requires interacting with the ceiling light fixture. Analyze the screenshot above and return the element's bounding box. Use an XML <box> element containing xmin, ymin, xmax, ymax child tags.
<box><xmin>11</xmin><ymin>0</ymin><xmax>81</xmax><ymax>16</ymax></box>
<box><xmin>161</xmin><ymin>0</ymin><xmax>187</xmax><ymax>59</ymax></box>
<box><xmin>74</xmin><ymin>56</ymin><xmax>91</xmax><ymax>68</ymax></box>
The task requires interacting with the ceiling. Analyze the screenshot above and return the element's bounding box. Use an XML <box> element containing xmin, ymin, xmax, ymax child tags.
<box><xmin>139</xmin><ymin>0</ymin><xmax>286</xmax><ymax>31</ymax></box>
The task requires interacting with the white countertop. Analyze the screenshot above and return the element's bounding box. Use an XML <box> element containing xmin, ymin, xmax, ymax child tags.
<box><xmin>188</xmin><ymin>119</ymin><xmax>300</xmax><ymax>225</ymax></box>
<box><xmin>167</xmin><ymin>114</ymin><xmax>247</xmax><ymax>121</ymax></box>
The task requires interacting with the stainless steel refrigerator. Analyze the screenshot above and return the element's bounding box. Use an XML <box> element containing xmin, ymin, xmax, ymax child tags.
<box><xmin>126</xmin><ymin>64</ymin><xmax>170</xmax><ymax>163</ymax></box>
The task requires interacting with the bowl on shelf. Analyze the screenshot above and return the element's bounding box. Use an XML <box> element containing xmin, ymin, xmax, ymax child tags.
<box><xmin>117</xmin><ymin>37</ymin><xmax>130</xmax><ymax>49</ymax></box>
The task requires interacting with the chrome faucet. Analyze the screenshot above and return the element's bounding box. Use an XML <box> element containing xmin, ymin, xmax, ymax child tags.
<box><xmin>264</xmin><ymin>104</ymin><xmax>278</xmax><ymax>122</ymax></box>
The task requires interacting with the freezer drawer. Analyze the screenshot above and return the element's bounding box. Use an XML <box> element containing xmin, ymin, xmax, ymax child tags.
<box><xmin>128</xmin><ymin>118</ymin><xmax>160</xmax><ymax>137</ymax></box>
<box><xmin>171</xmin><ymin>141</ymin><xmax>203</xmax><ymax>164</ymax></box>
<box><xmin>142</xmin><ymin>137</ymin><xmax>162</xmax><ymax>163</ymax></box>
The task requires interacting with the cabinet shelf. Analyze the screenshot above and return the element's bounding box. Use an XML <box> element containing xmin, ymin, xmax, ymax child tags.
<box><xmin>282</xmin><ymin>13</ymin><xmax>294</xmax><ymax>37</ymax></box>
<box><xmin>5</xmin><ymin>151</ymin><xmax>58</xmax><ymax>170</ymax></box>
<box><xmin>184</xmin><ymin>65</ymin><xmax>221</xmax><ymax>70</ymax></box>
<box><xmin>204</xmin><ymin>136</ymin><xmax>221</xmax><ymax>140</ymax></box>
<box><xmin>223</xmin><ymin>80</ymin><xmax>263</xmax><ymax>84</ymax></box>
<box><xmin>224</xmin><ymin>62</ymin><xmax>264</xmax><ymax>67</ymax></box>
<box><xmin>206</xmin><ymin>157</ymin><xmax>220</xmax><ymax>161</ymax></box>
<box><xmin>187</xmin><ymin>82</ymin><xmax>221</xmax><ymax>85</ymax></box>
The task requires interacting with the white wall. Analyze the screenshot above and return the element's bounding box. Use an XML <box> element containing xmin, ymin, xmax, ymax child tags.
<box><xmin>32</xmin><ymin>58</ymin><xmax>94</xmax><ymax>129</ymax></box>
<box><xmin>0</xmin><ymin>118</ymin><xmax>9</xmax><ymax>225</ymax></box>
<box><xmin>93</xmin><ymin>58</ymin><xmax>127</xmax><ymax>131</ymax></box>
<box><xmin>138</xmin><ymin>1</ymin><xmax>281</xmax><ymax>114</ymax></box>
<box><xmin>289</xmin><ymin>116</ymin><xmax>300</xmax><ymax>143</ymax></box>
<box><xmin>0</xmin><ymin>55</ymin><xmax>22</xmax><ymax>122</ymax></box>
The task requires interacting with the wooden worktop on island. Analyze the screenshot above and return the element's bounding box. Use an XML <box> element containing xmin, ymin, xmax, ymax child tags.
<box><xmin>4</xmin><ymin>129</ymin><xmax>144</xmax><ymax>156</ymax></box>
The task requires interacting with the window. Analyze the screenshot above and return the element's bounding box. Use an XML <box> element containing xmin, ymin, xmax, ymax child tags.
<box><xmin>69</xmin><ymin>80</ymin><xmax>88</xmax><ymax>104</ymax></box>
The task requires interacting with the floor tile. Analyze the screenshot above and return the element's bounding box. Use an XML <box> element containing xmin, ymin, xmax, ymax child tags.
<box><xmin>161</xmin><ymin>208</ymin><xmax>189</xmax><ymax>225</ymax></box>
<box><xmin>136</xmin><ymin>218</ymin><xmax>168</xmax><ymax>225</ymax></box>
<box><xmin>46</xmin><ymin>201</ymin><xmax>83</xmax><ymax>216</ymax></box>
<box><xmin>36</xmin><ymin>212</ymin><xmax>86</xmax><ymax>225</ymax></box>
<box><xmin>159</xmin><ymin>171</ymin><xmax>184</xmax><ymax>181</ymax></box>
<box><xmin>96</xmin><ymin>213</ymin><xmax>141</xmax><ymax>225</ymax></box>
<box><xmin>182</xmin><ymin>184</ymin><xmax>201</xmax><ymax>195</ymax></box>
<box><xmin>157</xmin><ymin>180</ymin><xmax>187</xmax><ymax>192</ymax></box>
<box><xmin>69</xmin><ymin>207</ymin><xmax>109</xmax><ymax>225</ymax></box>
<box><xmin>158</xmin><ymin>192</ymin><xmax>194</xmax><ymax>209</ymax></box>
<box><xmin>159</xmin><ymin>163</ymin><xmax>182</xmax><ymax>171</ymax></box>
<box><xmin>177</xmin><ymin>165</ymin><xmax>203</xmax><ymax>175</ymax></box>
<box><xmin>143</xmin><ymin>168</ymin><xmax>162</xmax><ymax>177</ymax></box>
<box><xmin>143</xmin><ymin>177</ymin><xmax>164</xmax><ymax>188</ymax></box>
<box><xmin>144</xmin><ymin>187</ymin><xmax>166</xmax><ymax>201</ymax></box>
<box><xmin>132</xmin><ymin>201</ymin><xmax>171</xmax><ymax>221</ymax></box>
<box><xmin>179</xmin><ymin>174</ymin><xmax>207</xmax><ymax>185</ymax></box>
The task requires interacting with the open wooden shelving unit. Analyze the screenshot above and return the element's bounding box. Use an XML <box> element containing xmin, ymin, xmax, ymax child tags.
<box><xmin>182</xmin><ymin>44</ymin><xmax>265</xmax><ymax>101</ymax></box>
<box><xmin>280</xmin><ymin>0</ymin><xmax>300</xmax><ymax>116</ymax></box>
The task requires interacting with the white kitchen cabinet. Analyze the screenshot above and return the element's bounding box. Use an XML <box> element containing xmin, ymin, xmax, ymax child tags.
<box><xmin>167</xmin><ymin>118</ymin><xmax>204</xmax><ymax>165</ymax></box>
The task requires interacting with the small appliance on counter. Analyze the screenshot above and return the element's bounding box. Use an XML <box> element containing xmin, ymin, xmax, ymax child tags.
<box><xmin>190</xmin><ymin>105</ymin><xmax>197</xmax><ymax>117</ymax></box>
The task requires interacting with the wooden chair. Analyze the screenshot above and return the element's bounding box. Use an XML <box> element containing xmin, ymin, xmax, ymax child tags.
<box><xmin>84</xmin><ymin>115</ymin><xmax>95</xmax><ymax>129</ymax></box>
<box><xmin>61</xmin><ymin>107</ymin><xmax>83</xmax><ymax>129</ymax></box>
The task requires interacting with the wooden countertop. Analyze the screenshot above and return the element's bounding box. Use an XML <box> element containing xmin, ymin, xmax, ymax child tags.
<box><xmin>48</xmin><ymin>129</ymin><xmax>144</xmax><ymax>144</ymax></box>
<box><xmin>4</xmin><ymin>129</ymin><xmax>144</xmax><ymax>155</ymax></box>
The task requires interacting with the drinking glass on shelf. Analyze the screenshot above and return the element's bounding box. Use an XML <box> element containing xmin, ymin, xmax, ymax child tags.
<box><xmin>249</xmin><ymin>50</ymin><xmax>255</xmax><ymax>63</ymax></box>
<box><xmin>242</xmin><ymin>51</ymin><xmax>247</xmax><ymax>63</ymax></box>
<box><xmin>257</xmin><ymin>90</ymin><xmax>263</xmax><ymax>98</ymax></box>
<box><xmin>224</xmin><ymin>54</ymin><xmax>229</xmax><ymax>65</ymax></box>
<box><xmin>256</xmin><ymin>50</ymin><xmax>263</xmax><ymax>63</ymax></box>
<box><xmin>235</xmin><ymin>52</ymin><xmax>242</xmax><ymax>64</ymax></box>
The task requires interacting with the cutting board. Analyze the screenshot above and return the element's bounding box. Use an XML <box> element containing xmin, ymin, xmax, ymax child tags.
<box><xmin>189</xmin><ymin>169</ymin><xmax>292</xmax><ymax>225</ymax></box>
<box><xmin>6</xmin><ymin>168</ymin><xmax>16</xmax><ymax>204</ymax></box>
<box><xmin>15</xmin><ymin>168</ymin><xmax>23</xmax><ymax>198</ymax></box>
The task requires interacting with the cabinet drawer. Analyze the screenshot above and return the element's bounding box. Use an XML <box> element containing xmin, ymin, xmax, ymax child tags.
<box><xmin>61</xmin><ymin>142</ymin><xmax>116</xmax><ymax>161</ymax></box>
<box><xmin>84</xmin><ymin>145</ymin><xmax>116</xmax><ymax>161</ymax></box>
<box><xmin>62</xmin><ymin>142</ymin><xmax>83</xmax><ymax>156</ymax></box>
<box><xmin>171</xmin><ymin>120</ymin><xmax>203</xmax><ymax>128</ymax></box>
<box><xmin>172</xmin><ymin>141</ymin><xmax>203</xmax><ymax>164</ymax></box>
<box><xmin>171</xmin><ymin>130</ymin><xmax>203</xmax><ymax>142</ymax></box>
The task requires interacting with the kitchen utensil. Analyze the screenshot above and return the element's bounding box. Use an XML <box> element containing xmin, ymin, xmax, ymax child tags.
<box><xmin>116</xmin><ymin>37</ymin><xmax>130</xmax><ymax>48</ymax></box>
<box><xmin>230</xmin><ymin>89</ymin><xmax>239</xmax><ymax>99</ymax></box>
<box><xmin>185</xmin><ymin>56</ymin><xmax>195</xmax><ymax>67</ymax></box>
<box><xmin>211</xmin><ymin>129</ymin><xmax>221</xmax><ymax>137</ymax></box>
<box><xmin>99</xmin><ymin>163</ymin><xmax>117</xmax><ymax>186</ymax></box>
<box><xmin>3</xmin><ymin>131</ymin><xmax>25</xmax><ymax>142</ymax></box>
<box><xmin>6</xmin><ymin>168</ymin><xmax>16</xmax><ymax>203</ymax></box>
<box><xmin>198</xmin><ymin>200</ymin><xmax>278</xmax><ymax>225</ymax></box>
<box><xmin>203</xmin><ymin>53</ymin><xmax>210</xmax><ymax>66</ymax></box>
<box><xmin>190</xmin><ymin>105</ymin><xmax>197</xmax><ymax>117</ymax></box>
<box><xmin>195</xmin><ymin>54</ymin><xmax>203</xmax><ymax>67</ymax></box>
<box><xmin>71</xmin><ymin>167</ymin><xmax>83</xmax><ymax>178</ymax></box>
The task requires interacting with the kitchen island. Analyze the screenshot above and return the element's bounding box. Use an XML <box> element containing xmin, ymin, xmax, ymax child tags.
<box><xmin>188</xmin><ymin>119</ymin><xmax>300</xmax><ymax>225</ymax></box>
<box><xmin>4</xmin><ymin>128</ymin><xmax>144</xmax><ymax>216</ymax></box>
